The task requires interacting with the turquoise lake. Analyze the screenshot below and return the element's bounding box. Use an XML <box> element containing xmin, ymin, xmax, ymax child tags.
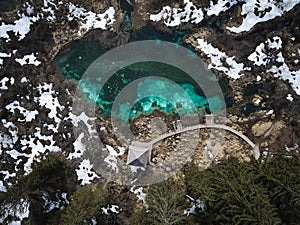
<box><xmin>55</xmin><ymin>25</ymin><xmax>231</xmax><ymax>120</ymax></box>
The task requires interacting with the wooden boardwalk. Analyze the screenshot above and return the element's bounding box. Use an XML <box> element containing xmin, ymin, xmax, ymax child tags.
<box><xmin>150</xmin><ymin>124</ymin><xmax>255</xmax><ymax>148</ymax></box>
<box><xmin>128</xmin><ymin>115</ymin><xmax>259</xmax><ymax>166</ymax></box>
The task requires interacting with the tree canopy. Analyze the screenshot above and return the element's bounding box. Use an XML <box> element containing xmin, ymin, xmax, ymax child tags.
<box><xmin>185</xmin><ymin>156</ymin><xmax>300</xmax><ymax>225</ymax></box>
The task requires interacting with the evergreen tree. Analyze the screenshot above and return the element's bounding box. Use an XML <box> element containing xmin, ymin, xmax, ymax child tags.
<box><xmin>254</xmin><ymin>157</ymin><xmax>300</xmax><ymax>224</ymax></box>
<box><xmin>131</xmin><ymin>179</ymin><xmax>189</xmax><ymax>225</ymax></box>
<box><xmin>58</xmin><ymin>182</ymin><xmax>136</xmax><ymax>225</ymax></box>
<box><xmin>185</xmin><ymin>157</ymin><xmax>281</xmax><ymax>224</ymax></box>
<box><xmin>130</xmin><ymin>207</ymin><xmax>152</xmax><ymax>225</ymax></box>
<box><xmin>0</xmin><ymin>152</ymin><xmax>77</xmax><ymax>224</ymax></box>
<box><xmin>59</xmin><ymin>184</ymin><xmax>110</xmax><ymax>225</ymax></box>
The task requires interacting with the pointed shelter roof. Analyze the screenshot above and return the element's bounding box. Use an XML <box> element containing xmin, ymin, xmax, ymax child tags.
<box><xmin>127</xmin><ymin>145</ymin><xmax>149</xmax><ymax>167</ymax></box>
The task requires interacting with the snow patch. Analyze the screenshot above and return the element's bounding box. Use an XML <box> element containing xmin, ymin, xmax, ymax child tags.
<box><xmin>20</xmin><ymin>77</ymin><xmax>29</xmax><ymax>83</ymax></box>
<box><xmin>76</xmin><ymin>159</ymin><xmax>99</xmax><ymax>185</ymax></box>
<box><xmin>67</xmin><ymin>3</ymin><xmax>115</xmax><ymax>35</ymax></box>
<box><xmin>6</xmin><ymin>100</ymin><xmax>38</xmax><ymax>122</ymax></box>
<box><xmin>286</xmin><ymin>94</ymin><xmax>294</xmax><ymax>102</ymax></box>
<box><xmin>0</xmin><ymin>13</ymin><xmax>39</xmax><ymax>41</ymax></box>
<box><xmin>42</xmin><ymin>0</ymin><xmax>57</xmax><ymax>21</ymax></box>
<box><xmin>150</xmin><ymin>0</ymin><xmax>204</xmax><ymax>27</ymax></box>
<box><xmin>256</xmin><ymin>75</ymin><xmax>262</xmax><ymax>81</ymax></box>
<box><xmin>196</xmin><ymin>39</ymin><xmax>244</xmax><ymax>79</ymax></box>
<box><xmin>227</xmin><ymin>0</ymin><xmax>300</xmax><ymax>33</ymax></box>
<box><xmin>34</xmin><ymin>83</ymin><xmax>64</xmax><ymax>124</ymax></box>
<box><xmin>0</xmin><ymin>199</ymin><xmax>29</xmax><ymax>224</ymax></box>
<box><xmin>0</xmin><ymin>77</ymin><xmax>14</xmax><ymax>90</ymax></box>
<box><xmin>68</xmin><ymin>133</ymin><xmax>86</xmax><ymax>159</ymax></box>
<box><xmin>0</xmin><ymin>180</ymin><xmax>6</xmax><ymax>192</ymax></box>
<box><xmin>1</xmin><ymin>170</ymin><xmax>16</xmax><ymax>182</ymax></box>
<box><xmin>248</xmin><ymin>36</ymin><xmax>282</xmax><ymax>66</ymax></box>
<box><xmin>0</xmin><ymin>119</ymin><xmax>18</xmax><ymax>149</ymax></box>
<box><xmin>267</xmin><ymin>59</ymin><xmax>300</xmax><ymax>95</ymax></box>
<box><xmin>102</xmin><ymin>145</ymin><xmax>125</xmax><ymax>172</ymax></box>
<box><xmin>102</xmin><ymin>205</ymin><xmax>120</xmax><ymax>215</ymax></box>
<box><xmin>249</xmin><ymin>36</ymin><xmax>300</xmax><ymax>95</ymax></box>
<box><xmin>42</xmin><ymin>192</ymin><xmax>60</xmax><ymax>213</ymax></box>
<box><xmin>184</xmin><ymin>195</ymin><xmax>205</xmax><ymax>215</ymax></box>
<box><xmin>130</xmin><ymin>186</ymin><xmax>148</xmax><ymax>207</ymax></box>
<box><xmin>285</xmin><ymin>143</ymin><xmax>298</xmax><ymax>152</ymax></box>
<box><xmin>129</xmin><ymin>165</ymin><xmax>145</xmax><ymax>173</ymax></box>
<box><xmin>206</xmin><ymin>0</ymin><xmax>238</xmax><ymax>16</ymax></box>
<box><xmin>69</xmin><ymin>112</ymin><xmax>97</xmax><ymax>136</ymax></box>
<box><xmin>42</xmin><ymin>192</ymin><xmax>68</xmax><ymax>213</ymax></box>
<box><xmin>15</xmin><ymin>53</ymin><xmax>41</xmax><ymax>66</ymax></box>
<box><xmin>0</xmin><ymin>52</ymin><xmax>11</xmax><ymax>67</ymax></box>
<box><xmin>254</xmin><ymin>98</ymin><xmax>261</xmax><ymax>105</ymax></box>
<box><xmin>6</xmin><ymin>150</ymin><xmax>24</xmax><ymax>160</ymax></box>
<box><xmin>20</xmin><ymin>127</ymin><xmax>61</xmax><ymax>174</ymax></box>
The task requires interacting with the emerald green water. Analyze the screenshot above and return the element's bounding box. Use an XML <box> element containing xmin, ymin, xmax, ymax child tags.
<box><xmin>58</xmin><ymin>40</ymin><xmax>109</xmax><ymax>80</ymax></box>
<box><xmin>72</xmin><ymin>61</ymin><xmax>215</xmax><ymax>120</ymax></box>
<box><xmin>55</xmin><ymin>26</ymin><xmax>227</xmax><ymax>120</ymax></box>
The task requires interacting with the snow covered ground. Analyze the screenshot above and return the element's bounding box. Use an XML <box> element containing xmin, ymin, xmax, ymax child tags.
<box><xmin>151</xmin><ymin>0</ymin><xmax>300</xmax><ymax>95</ymax></box>
<box><xmin>130</xmin><ymin>186</ymin><xmax>148</xmax><ymax>207</ymax></box>
<box><xmin>194</xmin><ymin>35</ymin><xmax>300</xmax><ymax>96</ymax></box>
<box><xmin>67</xmin><ymin>3</ymin><xmax>115</xmax><ymax>35</ymax></box>
<box><xmin>150</xmin><ymin>0</ymin><xmax>204</xmax><ymax>27</ymax></box>
<box><xmin>0</xmin><ymin>199</ymin><xmax>30</xmax><ymax>224</ymax></box>
<box><xmin>0</xmin><ymin>13</ymin><xmax>39</xmax><ymax>41</ymax></box>
<box><xmin>0</xmin><ymin>0</ymin><xmax>115</xmax><ymax>42</ymax></box>
<box><xmin>0</xmin><ymin>1</ymin><xmax>117</xmax><ymax>207</ymax></box>
<box><xmin>248</xmin><ymin>36</ymin><xmax>300</xmax><ymax>95</ymax></box>
<box><xmin>0</xmin><ymin>78</ymin><xmax>100</xmax><ymax>221</ymax></box>
<box><xmin>196</xmin><ymin>39</ymin><xmax>244</xmax><ymax>79</ymax></box>
<box><xmin>15</xmin><ymin>53</ymin><xmax>41</xmax><ymax>66</ymax></box>
<box><xmin>227</xmin><ymin>0</ymin><xmax>300</xmax><ymax>33</ymax></box>
<box><xmin>150</xmin><ymin>0</ymin><xmax>300</xmax><ymax>33</ymax></box>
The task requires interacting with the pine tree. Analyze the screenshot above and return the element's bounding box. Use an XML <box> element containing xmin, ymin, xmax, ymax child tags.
<box><xmin>59</xmin><ymin>184</ymin><xmax>110</xmax><ymax>225</ymax></box>
<box><xmin>133</xmin><ymin>179</ymin><xmax>188</xmax><ymax>225</ymax></box>
<box><xmin>255</xmin><ymin>157</ymin><xmax>300</xmax><ymax>224</ymax></box>
<box><xmin>0</xmin><ymin>152</ymin><xmax>77</xmax><ymax>224</ymax></box>
<box><xmin>185</xmin><ymin>157</ymin><xmax>282</xmax><ymax>224</ymax></box>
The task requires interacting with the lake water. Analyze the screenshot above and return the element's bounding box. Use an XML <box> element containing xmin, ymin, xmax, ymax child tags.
<box><xmin>55</xmin><ymin>25</ymin><xmax>231</xmax><ymax>120</ymax></box>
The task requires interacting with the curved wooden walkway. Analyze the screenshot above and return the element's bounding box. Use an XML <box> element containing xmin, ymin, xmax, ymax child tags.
<box><xmin>150</xmin><ymin>124</ymin><xmax>255</xmax><ymax>148</ymax></box>
<box><xmin>127</xmin><ymin>115</ymin><xmax>260</xmax><ymax>167</ymax></box>
<box><xmin>148</xmin><ymin>124</ymin><xmax>258</xmax><ymax>162</ymax></box>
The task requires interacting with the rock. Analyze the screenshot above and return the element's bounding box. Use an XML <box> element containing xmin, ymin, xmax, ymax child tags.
<box><xmin>229</xmin><ymin>114</ymin><xmax>238</xmax><ymax>123</ymax></box>
<box><xmin>251</xmin><ymin>121</ymin><xmax>273</xmax><ymax>137</ymax></box>
<box><xmin>165</xmin><ymin>167</ymin><xmax>171</xmax><ymax>172</ymax></box>
<box><xmin>252</xmin><ymin>94</ymin><xmax>263</xmax><ymax>106</ymax></box>
<box><xmin>261</xmin><ymin>141</ymin><xmax>268</xmax><ymax>148</ymax></box>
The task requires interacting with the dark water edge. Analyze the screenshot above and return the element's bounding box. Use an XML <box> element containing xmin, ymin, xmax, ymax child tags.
<box><xmin>0</xmin><ymin>0</ymin><xmax>16</xmax><ymax>12</ymax></box>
